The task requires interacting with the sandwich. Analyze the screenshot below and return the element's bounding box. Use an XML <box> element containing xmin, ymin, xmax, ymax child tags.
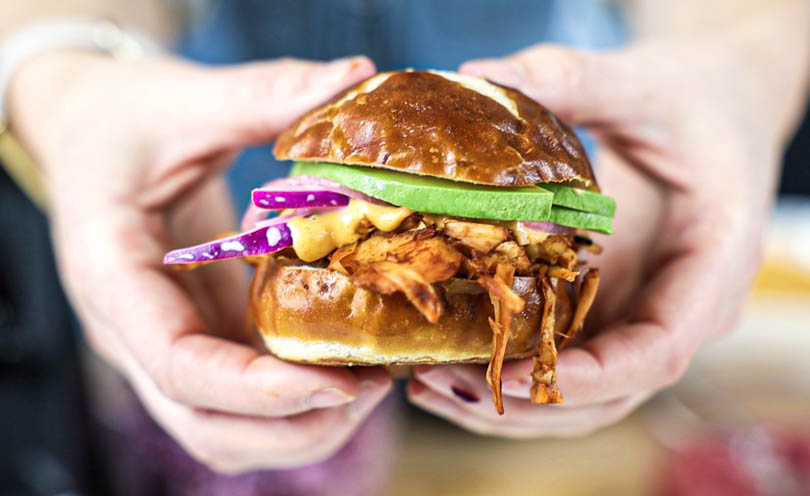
<box><xmin>164</xmin><ymin>70</ymin><xmax>615</xmax><ymax>414</ymax></box>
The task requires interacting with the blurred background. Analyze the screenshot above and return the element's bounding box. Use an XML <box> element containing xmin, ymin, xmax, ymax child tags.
<box><xmin>1</xmin><ymin>1</ymin><xmax>809</xmax><ymax>495</ymax></box>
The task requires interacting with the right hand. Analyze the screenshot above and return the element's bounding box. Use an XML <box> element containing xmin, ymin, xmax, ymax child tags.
<box><xmin>410</xmin><ymin>40</ymin><xmax>787</xmax><ymax>436</ymax></box>
<box><xmin>8</xmin><ymin>51</ymin><xmax>392</xmax><ymax>473</ymax></box>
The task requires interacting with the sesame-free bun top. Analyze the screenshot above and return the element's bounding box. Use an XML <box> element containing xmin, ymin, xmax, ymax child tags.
<box><xmin>274</xmin><ymin>70</ymin><xmax>598</xmax><ymax>190</ymax></box>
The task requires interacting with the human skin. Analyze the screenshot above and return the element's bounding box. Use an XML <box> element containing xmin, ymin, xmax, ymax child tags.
<box><xmin>408</xmin><ymin>2</ymin><xmax>810</xmax><ymax>436</ymax></box>
<box><xmin>3</xmin><ymin>0</ymin><xmax>808</xmax><ymax>472</ymax></box>
<box><xmin>7</xmin><ymin>52</ymin><xmax>392</xmax><ymax>473</ymax></box>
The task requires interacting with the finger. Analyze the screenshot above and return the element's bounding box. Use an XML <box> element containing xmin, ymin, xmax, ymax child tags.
<box><xmin>408</xmin><ymin>380</ymin><xmax>520</xmax><ymax>437</ymax></box>
<box><xmin>167</xmin><ymin>177</ymin><xmax>252</xmax><ymax>344</ymax></box>
<box><xmin>148</xmin><ymin>56</ymin><xmax>376</xmax><ymax>164</ymax></box>
<box><xmin>206</xmin><ymin>56</ymin><xmax>377</xmax><ymax>141</ymax></box>
<box><xmin>130</xmin><ymin>297</ymin><xmax>380</xmax><ymax>418</ymax></box>
<box><xmin>130</xmin><ymin>357</ymin><xmax>393</xmax><ymax>472</ymax></box>
<box><xmin>503</xmin><ymin>242</ymin><xmax>727</xmax><ymax>406</ymax></box>
<box><xmin>408</xmin><ymin>380</ymin><xmax>644</xmax><ymax>439</ymax></box>
<box><xmin>60</xmin><ymin>194</ymin><xmax>394</xmax><ymax>418</ymax></box>
<box><xmin>413</xmin><ymin>364</ymin><xmax>491</xmax><ymax>406</ymax></box>
<box><xmin>413</xmin><ymin>366</ymin><xmax>643</xmax><ymax>425</ymax></box>
<box><xmin>415</xmin><ymin>362</ymin><xmax>575</xmax><ymax>409</ymax></box>
<box><xmin>460</xmin><ymin>45</ymin><xmax>654</xmax><ymax>127</ymax></box>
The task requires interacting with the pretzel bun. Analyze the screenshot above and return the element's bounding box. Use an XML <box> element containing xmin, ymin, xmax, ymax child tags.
<box><xmin>250</xmin><ymin>259</ymin><xmax>573</xmax><ymax>365</ymax></box>
<box><xmin>274</xmin><ymin>70</ymin><xmax>598</xmax><ymax>190</ymax></box>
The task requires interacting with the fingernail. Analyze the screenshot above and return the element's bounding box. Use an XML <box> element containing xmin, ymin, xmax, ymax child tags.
<box><xmin>308</xmin><ymin>387</ymin><xmax>355</xmax><ymax>409</ymax></box>
<box><xmin>451</xmin><ymin>386</ymin><xmax>479</xmax><ymax>403</ymax></box>
<box><xmin>349</xmin><ymin>380</ymin><xmax>387</xmax><ymax>420</ymax></box>
<box><xmin>308</xmin><ymin>57</ymin><xmax>365</xmax><ymax>88</ymax></box>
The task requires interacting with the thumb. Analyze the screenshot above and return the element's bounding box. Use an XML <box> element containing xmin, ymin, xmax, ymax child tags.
<box><xmin>154</xmin><ymin>56</ymin><xmax>376</xmax><ymax>156</ymax></box>
<box><xmin>460</xmin><ymin>45</ymin><xmax>649</xmax><ymax>127</ymax></box>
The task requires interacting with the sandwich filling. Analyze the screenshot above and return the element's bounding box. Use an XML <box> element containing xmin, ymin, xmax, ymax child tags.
<box><xmin>163</xmin><ymin>162</ymin><xmax>613</xmax><ymax>414</ymax></box>
<box><xmin>291</xmin><ymin>204</ymin><xmax>600</xmax><ymax>413</ymax></box>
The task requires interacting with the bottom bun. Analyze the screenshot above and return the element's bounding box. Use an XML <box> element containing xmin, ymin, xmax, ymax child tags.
<box><xmin>250</xmin><ymin>259</ymin><xmax>572</xmax><ymax>366</ymax></box>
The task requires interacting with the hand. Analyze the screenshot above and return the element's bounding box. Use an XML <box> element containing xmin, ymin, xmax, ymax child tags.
<box><xmin>408</xmin><ymin>39</ymin><xmax>783</xmax><ymax>437</ymax></box>
<box><xmin>8</xmin><ymin>52</ymin><xmax>392</xmax><ymax>472</ymax></box>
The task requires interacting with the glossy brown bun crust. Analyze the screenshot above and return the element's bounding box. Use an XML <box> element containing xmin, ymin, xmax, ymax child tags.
<box><xmin>274</xmin><ymin>70</ymin><xmax>598</xmax><ymax>190</ymax></box>
<box><xmin>250</xmin><ymin>259</ymin><xmax>573</xmax><ymax>366</ymax></box>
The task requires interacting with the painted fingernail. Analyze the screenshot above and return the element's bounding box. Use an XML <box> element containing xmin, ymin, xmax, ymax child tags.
<box><xmin>451</xmin><ymin>386</ymin><xmax>479</xmax><ymax>403</ymax></box>
<box><xmin>308</xmin><ymin>57</ymin><xmax>365</xmax><ymax>88</ymax></box>
<box><xmin>308</xmin><ymin>387</ymin><xmax>355</xmax><ymax>409</ymax></box>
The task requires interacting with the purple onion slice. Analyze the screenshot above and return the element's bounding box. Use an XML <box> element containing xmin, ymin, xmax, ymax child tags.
<box><xmin>252</xmin><ymin>190</ymin><xmax>349</xmax><ymax>210</ymax></box>
<box><xmin>242</xmin><ymin>175</ymin><xmax>390</xmax><ymax>231</ymax></box>
<box><xmin>522</xmin><ymin>221</ymin><xmax>578</xmax><ymax>236</ymax></box>
<box><xmin>263</xmin><ymin>176</ymin><xmax>390</xmax><ymax>205</ymax></box>
<box><xmin>164</xmin><ymin>223</ymin><xmax>292</xmax><ymax>265</ymax></box>
<box><xmin>241</xmin><ymin>202</ymin><xmax>320</xmax><ymax>232</ymax></box>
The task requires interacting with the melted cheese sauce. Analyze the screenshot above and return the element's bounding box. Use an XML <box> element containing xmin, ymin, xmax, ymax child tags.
<box><xmin>286</xmin><ymin>200</ymin><xmax>412</xmax><ymax>262</ymax></box>
<box><xmin>510</xmin><ymin>221</ymin><xmax>550</xmax><ymax>245</ymax></box>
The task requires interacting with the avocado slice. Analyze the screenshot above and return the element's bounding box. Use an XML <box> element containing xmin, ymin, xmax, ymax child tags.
<box><xmin>290</xmin><ymin>162</ymin><xmax>553</xmax><ymax>221</ymax></box>
<box><xmin>539</xmin><ymin>183</ymin><xmax>616</xmax><ymax>216</ymax></box>
<box><xmin>549</xmin><ymin>206</ymin><xmax>613</xmax><ymax>234</ymax></box>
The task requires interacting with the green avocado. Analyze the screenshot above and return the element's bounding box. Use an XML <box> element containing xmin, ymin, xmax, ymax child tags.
<box><xmin>290</xmin><ymin>162</ymin><xmax>553</xmax><ymax>221</ymax></box>
<box><xmin>539</xmin><ymin>183</ymin><xmax>616</xmax><ymax>216</ymax></box>
<box><xmin>549</xmin><ymin>206</ymin><xmax>613</xmax><ymax>234</ymax></box>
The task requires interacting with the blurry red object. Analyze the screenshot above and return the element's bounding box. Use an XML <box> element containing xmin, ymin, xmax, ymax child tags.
<box><xmin>661</xmin><ymin>427</ymin><xmax>810</xmax><ymax>496</ymax></box>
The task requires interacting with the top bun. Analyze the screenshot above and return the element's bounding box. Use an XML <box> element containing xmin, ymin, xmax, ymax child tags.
<box><xmin>274</xmin><ymin>70</ymin><xmax>597</xmax><ymax>189</ymax></box>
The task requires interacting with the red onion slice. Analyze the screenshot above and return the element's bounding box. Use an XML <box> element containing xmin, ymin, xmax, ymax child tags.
<box><xmin>264</xmin><ymin>175</ymin><xmax>391</xmax><ymax>205</ymax></box>
<box><xmin>241</xmin><ymin>207</ymin><xmax>307</xmax><ymax>232</ymax></box>
<box><xmin>241</xmin><ymin>176</ymin><xmax>388</xmax><ymax>231</ymax></box>
<box><xmin>164</xmin><ymin>223</ymin><xmax>292</xmax><ymax>265</ymax></box>
<box><xmin>252</xmin><ymin>190</ymin><xmax>349</xmax><ymax>210</ymax></box>
<box><xmin>522</xmin><ymin>221</ymin><xmax>578</xmax><ymax>236</ymax></box>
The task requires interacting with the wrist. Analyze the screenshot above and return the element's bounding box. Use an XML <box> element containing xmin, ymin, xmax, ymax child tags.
<box><xmin>6</xmin><ymin>50</ymin><xmax>110</xmax><ymax>169</ymax></box>
<box><xmin>0</xmin><ymin>19</ymin><xmax>167</xmax><ymax>206</ymax></box>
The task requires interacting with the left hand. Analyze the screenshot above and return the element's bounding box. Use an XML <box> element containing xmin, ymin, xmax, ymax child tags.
<box><xmin>407</xmin><ymin>37</ymin><xmax>790</xmax><ymax>437</ymax></box>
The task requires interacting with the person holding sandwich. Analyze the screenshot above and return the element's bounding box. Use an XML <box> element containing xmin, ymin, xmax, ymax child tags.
<box><xmin>0</xmin><ymin>0</ymin><xmax>808</xmax><ymax>493</ymax></box>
